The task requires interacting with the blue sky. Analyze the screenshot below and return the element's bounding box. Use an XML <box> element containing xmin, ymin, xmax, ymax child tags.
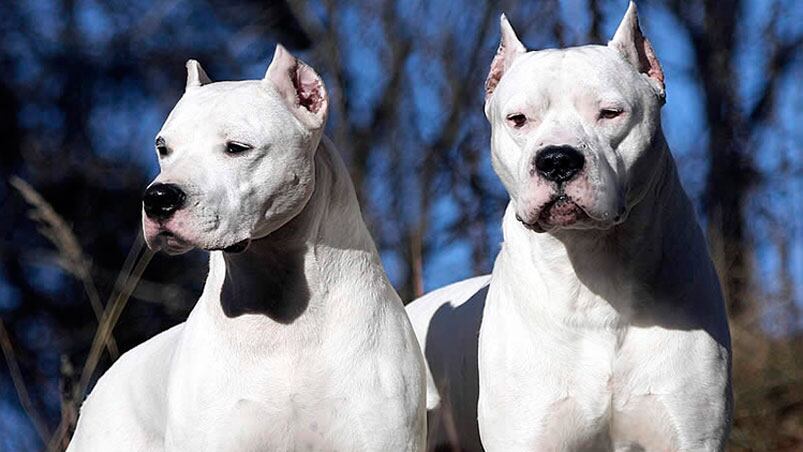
<box><xmin>37</xmin><ymin>0</ymin><xmax>798</xmax><ymax>316</ymax></box>
<box><xmin>5</xmin><ymin>0</ymin><xmax>800</xmax><ymax>335</ymax></box>
<box><xmin>1</xmin><ymin>0</ymin><xmax>801</xmax><ymax>448</ymax></box>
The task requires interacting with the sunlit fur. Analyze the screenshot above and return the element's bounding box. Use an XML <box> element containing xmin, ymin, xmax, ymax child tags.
<box><xmin>69</xmin><ymin>46</ymin><xmax>425</xmax><ymax>451</ymax></box>
<box><xmin>406</xmin><ymin>3</ymin><xmax>731</xmax><ymax>451</ymax></box>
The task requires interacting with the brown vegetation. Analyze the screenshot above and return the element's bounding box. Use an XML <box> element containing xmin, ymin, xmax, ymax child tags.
<box><xmin>0</xmin><ymin>0</ymin><xmax>800</xmax><ymax>450</ymax></box>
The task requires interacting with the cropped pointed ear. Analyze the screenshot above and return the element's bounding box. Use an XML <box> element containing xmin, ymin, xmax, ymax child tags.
<box><xmin>485</xmin><ymin>14</ymin><xmax>527</xmax><ymax>101</ymax></box>
<box><xmin>185</xmin><ymin>59</ymin><xmax>212</xmax><ymax>91</ymax></box>
<box><xmin>264</xmin><ymin>44</ymin><xmax>328</xmax><ymax>130</ymax></box>
<box><xmin>608</xmin><ymin>1</ymin><xmax>665</xmax><ymax>101</ymax></box>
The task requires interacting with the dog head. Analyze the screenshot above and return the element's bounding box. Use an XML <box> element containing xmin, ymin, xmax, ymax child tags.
<box><xmin>485</xmin><ymin>2</ymin><xmax>666</xmax><ymax>233</ymax></box>
<box><xmin>142</xmin><ymin>45</ymin><xmax>328</xmax><ymax>254</ymax></box>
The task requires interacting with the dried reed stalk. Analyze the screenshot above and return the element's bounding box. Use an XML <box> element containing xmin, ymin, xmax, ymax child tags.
<box><xmin>77</xmin><ymin>247</ymin><xmax>154</xmax><ymax>399</ymax></box>
<box><xmin>46</xmin><ymin>245</ymin><xmax>154</xmax><ymax>452</ymax></box>
<box><xmin>10</xmin><ymin>176</ymin><xmax>119</xmax><ymax>359</ymax></box>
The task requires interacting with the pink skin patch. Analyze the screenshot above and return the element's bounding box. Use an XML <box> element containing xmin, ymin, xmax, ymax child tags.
<box><xmin>537</xmin><ymin>196</ymin><xmax>589</xmax><ymax>229</ymax></box>
<box><xmin>293</xmin><ymin>63</ymin><xmax>324</xmax><ymax>114</ymax></box>
<box><xmin>517</xmin><ymin>177</ymin><xmax>555</xmax><ymax>223</ymax></box>
<box><xmin>143</xmin><ymin>211</ymin><xmax>250</xmax><ymax>254</ymax></box>
<box><xmin>516</xmin><ymin>171</ymin><xmax>602</xmax><ymax>232</ymax></box>
<box><xmin>485</xmin><ymin>46</ymin><xmax>507</xmax><ymax>100</ymax></box>
<box><xmin>143</xmin><ymin>213</ymin><xmax>193</xmax><ymax>254</ymax></box>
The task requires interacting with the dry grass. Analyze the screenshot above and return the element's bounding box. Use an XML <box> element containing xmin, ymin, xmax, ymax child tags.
<box><xmin>5</xmin><ymin>177</ymin><xmax>155</xmax><ymax>451</ymax></box>
<box><xmin>46</xmin><ymin>247</ymin><xmax>154</xmax><ymax>452</ymax></box>
<box><xmin>10</xmin><ymin>177</ymin><xmax>119</xmax><ymax>359</ymax></box>
<box><xmin>3</xmin><ymin>177</ymin><xmax>801</xmax><ymax>451</ymax></box>
<box><xmin>729</xmin><ymin>321</ymin><xmax>803</xmax><ymax>451</ymax></box>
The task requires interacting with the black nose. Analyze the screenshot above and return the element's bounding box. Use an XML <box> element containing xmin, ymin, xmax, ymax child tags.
<box><xmin>143</xmin><ymin>183</ymin><xmax>186</xmax><ymax>220</ymax></box>
<box><xmin>534</xmin><ymin>146</ymin><xmax>585</xmax><ymax>183</ymax></box>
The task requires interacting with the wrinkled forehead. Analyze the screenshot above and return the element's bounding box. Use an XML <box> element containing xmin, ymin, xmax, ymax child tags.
<box><xmin>159</xmin><ymin>80</ymin><xmax>296</xmax><ymax>140</ymax></box>
<box><xmin>496</xmin><ymin>45</ymin><xmax>642</xmax><ymax>108</ymax></box>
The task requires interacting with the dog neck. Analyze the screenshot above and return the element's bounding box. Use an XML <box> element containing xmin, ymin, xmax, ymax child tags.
<box><xmin>498</xmin><ymin>135</ymin><xmax>720</xmax><ymax>325</ymax></box>
<box><xmin>199</xmin><ymin>137</ymin><xmax>392</xmax><ymax>335</ymax></box>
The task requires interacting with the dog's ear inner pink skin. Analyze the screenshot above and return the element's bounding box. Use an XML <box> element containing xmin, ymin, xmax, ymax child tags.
<box><xmin>264</xmin><ymin>44</ymin><xmax>328</xmax><ymax>130</ymax></box>
<box><xmin>485</xmin><ymin>14</ymin><xmax>527</xmax><ymax>101</ymax></box>
<box><xmin>608</xmin><ymin>1</ymin><xmax>665</xmax><ymax>100</ymax></box>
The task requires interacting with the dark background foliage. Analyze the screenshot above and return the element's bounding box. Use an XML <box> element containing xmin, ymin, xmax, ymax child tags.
<box><xmin>0</xmin><ymin>0</ymin><xmax>800</xmax><ymax>450</ymax></box>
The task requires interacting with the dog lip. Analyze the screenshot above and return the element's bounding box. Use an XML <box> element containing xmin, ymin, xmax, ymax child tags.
<box><xmin>210</xmin><ymin>238</ymin><xmax>251</xmax><ymax>254</ymax></box>
<box><xmin>158</xmin><ymin>229</ymin><xmax>187</xmax><ymax>244</ymax></box>
<box><xmin>157</xmin><ymin>230</ymin><xmax>193</xmax><ymax>252</ymax></box>
<box><xmin>536</xmin><ymin>194</ymin><xmax>588</xmax><ymax>229</ymax></box>
<box><xmin>150</xmin><ymin>223</ymin><xmax>251</xmax><ymax>254</ymax></box>
<box><xmin>515</xmin><ymin>213</ymin><xmax>547</xmax><ymax>233</ymax></box>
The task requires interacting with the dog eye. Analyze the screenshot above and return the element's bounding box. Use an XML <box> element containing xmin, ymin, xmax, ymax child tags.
<box><xmin>599</xmin><ymin>108</ymin><xmax>623</xmax><ymax>120</ymax></box>
<box><xmin>225</xmin><ymin>141</ymin><xmax>252</xmax><ymax>154</ymax></box>
<box><xmin>506</xmin><ymin>113</ymin><xmax>527</xmax><ymax>128</ymax></box>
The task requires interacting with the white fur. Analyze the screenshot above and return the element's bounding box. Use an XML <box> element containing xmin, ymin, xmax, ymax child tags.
<box><xmin>406</xmin><ymin>3</ymin><xmax>731</xmax><ymax>451</ymax></box>
<box><xmin>69</xmin><ymin>46</ymin><xmax>426</xmax><ymax>451</ymax></box>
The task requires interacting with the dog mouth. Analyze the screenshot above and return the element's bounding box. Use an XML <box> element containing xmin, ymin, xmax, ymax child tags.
<box><xmin>152</xmin><ymin>230</ymin><xmax>194</xmax><ymax>255</ymax></box>
<box><xmin>148</xmin><ymin>227</ymin><xmax>251</xmax><ymax>255</ymax></box>
<box><xmin>541</xmin><ymin>195</ymin><xmax>589</xmax><ymax>227</ymax></box>
<box><xmin>517</xmin><ymin>194</ymin><xmax>590</xmax><ymax>232</ymax></box>
<box><xmin>210</xmin><ymin>239</ymin><xmax>251</xmax><ymax>254</ymax></box>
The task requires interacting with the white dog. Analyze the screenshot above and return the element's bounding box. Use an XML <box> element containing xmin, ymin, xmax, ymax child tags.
<box><xmin>406</xmin><ymin>3</ymin><xmax>732</xmax><ymax>450</ymax></box>
<box><xmin>69</xmin><ymin>45</ymin><xmax>425</xmax><ymax>451</ymax></box>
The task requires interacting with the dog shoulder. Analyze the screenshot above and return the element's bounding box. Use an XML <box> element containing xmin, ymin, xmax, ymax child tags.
<box><xmin>405</xmin><ymin>275</ymin><xmax>491</xmax><ymax>328</ymax></box>
<box><xmin>69</xmin><ymin>323</ymin><xmax>184</xmax><ymax>451</ymax></box>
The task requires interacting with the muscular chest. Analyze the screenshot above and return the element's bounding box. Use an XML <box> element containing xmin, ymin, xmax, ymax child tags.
<box><xmin>162</xmin><ymin>321</ymin><xmax>353</xmax><ymax>445</ymax></box>
<box><xmin>164</xmin><ymin>320</ymin><xmax>419</xmax><ymax>451</ymax></box>
<box><xmin>480</xmin><ymin>306</ymin><xmax>726</xmax><ymax>450</ymax></box>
